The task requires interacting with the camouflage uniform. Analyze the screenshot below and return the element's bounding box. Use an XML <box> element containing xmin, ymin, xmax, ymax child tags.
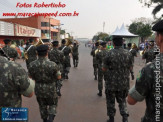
<box><xmin>2</xmin><ymin>45</ymin><xmax>18</xmax><ymax>60</ymax></box>
<box><xmin>28</xmin><ymin>57</ymin><xmax>60</xmax><ymax>120</ymax></box>
<box><xmin>0</xmin><ymin>56</ymin><xmax>33</xmax><ymax>121</ymax></box>
<box><xmin>96</xmin><ymin>49</ymin><xmax>108</xmax><ymax>93</ymax></box>
<box><xmin>48</xmin><ymin>47</ymin><xmax>64</xmax><ymax>95</ymax></box>
<box><xmin>143</xmin><ymin>48</ymin><xmax>155</xmax><ymax>63</ymax></box>
<box><xmin>25</xmin><ymin>44</ymin><xmax>37</xmax><ymax>69</ymax></box>
<box><xmin>129</xmin><ymin>48</ymin><xmax>137</xmax><ymax>80</ymax></box>
<box><xmin>72</xmin><ymin>45</ymin><xmax>79</xmax><ymax>67</ymax></box>
<box><xmin>90</xmin><ymin>46</ymin><xmax>99</xmax><ymax>80</ymax></box>
<box><xmin>59</xmin><ymin>45</ymin><xmax>71</xmax><ymax>79</ymax></box>
<box><xmin>129</xmin><ymin>53</ymin><xmax>163</xmax><ymax>122</ymax></box>
<box><xmin>103</xmin><ymin>46</ymin><xmax>133</xmax><ymax>118</ymax></box>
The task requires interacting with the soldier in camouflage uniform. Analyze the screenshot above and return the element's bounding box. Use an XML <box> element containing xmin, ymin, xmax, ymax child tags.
<box><xmin>25</xmin><ymin>38</ymin><xmax>37</xmax><ymax>70</ymax></box>
<box><xmin>2</xmin><ymin>39</ymin><xmax>18</xmax><ymax>61</ymax></box>
<box><xmin>59</xmin><ymin>39</ymin><xmax>72</xmax><ymax>79</ymax></box>
<box><xmin>90</xmin><ymin>42</ymin><xmax>99</xmax><ymax>80</ymax></box>
<box><xmin>142</xmin><ymin>40</ymin><xmax>155</xmax><ymax>64</ymax></box>
<box><xmin>103</xmin><ymin>37</ymin><xmax>133</xmax><ymax>122</ymax></box>
<box><xmin>29</xmin><ymin>45</ymin><xmax>61</xmax><ymax>122</ymax></box>
<box><xmin>0</xmin><ymin>56</ymin><xmax>34</xmax><ymax>121</ymax></box>
<box><xmin>72</xmin><ymin>42</ymin><xmax>79</xmax><ymax>67</ymax></box>
<box><xmin>48</xmin><ymin>40</ymin><xmax>64</xmax><ymax>96</ymax></box>
<box><xmin>127</xmin><ymin>43</ymin><xmax>137</xmax><ymax>80</ymax></box>
<box><xmin>96</xmin><ymin>42</ymin><xmax>108</xmax><ymax>96</ymax></box>
<box><xmin>128</xmin><ymin>19</ymin><xmax>163</xmax><ymax>122</ymax></box>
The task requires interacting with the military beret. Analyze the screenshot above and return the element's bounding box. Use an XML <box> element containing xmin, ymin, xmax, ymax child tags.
<box><xmin>29</xmin><ymin>38</ymin><xmax>34</xmax><ymax>43</ymax></box>
<box><xmin>52</xmin><ymin>40</ymin><xmax>59</xmax><ymax>45</ymax></box>
<box><xmin>112</xmin><ymin>36</ymin><xmax>123</xmax><ymax>41</ymax></box>
<box><xmin>3</xmin><ymin>39</ymin><xmax>11</xmax><ymax>43</ymax></box>
<box><xmin>152</xmin><ymin>20</ymin><xmax>163</xmax><ymax>32</ymax></box>
<box><xmin>100</xmin><ymin>41</ymin><xmax>106</xmax><ymax>46</ymax></box>
<box><xmin>95</xmin><ymin>42</ymin><xmax>99</xmax><ymax>46</ymax></box>
<box><xmin>36</xmin><ymin>45</ymin><xmax>49</xmax><ymax>52</ymax></box>
<box><xmin>62</xmin><ymin>39</ymin><xmax>66</xmax><ymax>44</ymax></box>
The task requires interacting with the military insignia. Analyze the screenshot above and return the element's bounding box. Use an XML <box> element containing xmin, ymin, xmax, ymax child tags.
<box><xmin>136</xmin><ymin>71</ymin><xmax>141</xmax><ymax>81</ymax></box>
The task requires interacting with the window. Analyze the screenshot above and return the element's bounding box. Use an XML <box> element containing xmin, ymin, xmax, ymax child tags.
<box><xmin>41</xmin><ymin>30</ymin><xmax>50</xmax><ymax>34</ymax></box>
<box><xmin>41</xmin><ymin>22</ymin><xmax>50</xmax><ymax>27</ymax></box>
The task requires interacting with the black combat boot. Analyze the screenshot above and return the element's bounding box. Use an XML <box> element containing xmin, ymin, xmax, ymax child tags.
<box><xmin>107</xmin><ymin>116</ymin><xmax>114</xmax><ymax>122</ymax></box>
<box><xmin>97</xmin><ymin>90</ymin><xmax>102</xmax><ymax>96</ymax></box>
<box><xmin>122</xmin><ymin>115</ymin><xmax>128</xmax><ymax>122</ymax></box>
<box><xmin>57</xmin><ymin>89</ymin><xmax>62</xmax><ymax>96</ymax></box>
<box><xmin>94</xmin><ymin>75</ymin><xmax>97</xmax><ymax>80</ymax></box>
<box><xmin>65</xmin><ymin>73</ymin><xmax>69</xmax><ymax>79</ymax></box>
<box><xmin>43</xmin><ymin>118</ymin><xmax>48</xmax><ymax>122</ymax></box>
<box><xmin>48</xmin><ymin>114</ymin><xmax>55</xmax><ymax>122</ymax></box>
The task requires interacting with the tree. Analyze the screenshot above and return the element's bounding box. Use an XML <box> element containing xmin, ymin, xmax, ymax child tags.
<box><xmin>139</xmin><ymin>0</ymin><xmax>163</xmax><ymax>19</ymax></box>
<box><xmin>129</xmin><ymin>18</ymin><xmax>152</xmax><ymax>42</ymax></box>
<box><xmin>60</xmin><ymin>30</ymin><xmax>66</xmax><ymax>34</ymax></box>
<box><xmin>92</xmin><ymin>32</ymin><xmax>109</xmax><ymax>42</ymax></box>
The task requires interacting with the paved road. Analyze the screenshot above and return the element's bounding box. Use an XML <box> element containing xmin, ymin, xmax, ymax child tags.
<box><xmin>18</xmin><ymin>43</ymin><xmax>146</xmax><ymax>122</ymax></box>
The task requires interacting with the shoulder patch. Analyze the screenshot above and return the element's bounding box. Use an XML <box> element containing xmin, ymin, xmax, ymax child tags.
<box><xmin>136</xmin><ymin>71</ymin><xmax>142</xmax><ymax>81</ymax></box>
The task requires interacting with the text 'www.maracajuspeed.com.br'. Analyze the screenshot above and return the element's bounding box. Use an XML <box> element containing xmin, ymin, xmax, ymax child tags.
<box><xmin>2</xmin><ymin>11</ymin><xmax>79</xmax><ymax>18</ymax></box>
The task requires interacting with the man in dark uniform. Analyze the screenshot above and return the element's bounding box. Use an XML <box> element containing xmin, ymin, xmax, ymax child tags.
<box><xmin>72</xmin><ymin>42</ymin><xmax>79</xmax><ymax>67</ymax></box>
<box><xmin>103</xmin><ymin>37</ymin><xmax>133</xmax><ymax>122</ymax></box>
<box><xmin>59</xmin><ymin>39</ymin><xmax>72</xmax><ymax>79</ymax></box>
<box><xmin>2</xmin><ymin>39</ymin><xmax>18</xmax><ymax>61</ymax></box>
<box><xmin>49</xmin><ymin>40</ymin><xmax>64</xmax><ymax>96</ymax></box>
<box><xmin>90</xmin><ymin>42</ymin><xmax>99</xmax><ymax>80</ymax></box>
<box><xmin>29</xmin><ymin>45</ymin><xmax>61</xmax><ymax>122</ymax></box>
<box><xmin>24</xmin><ymin>38</ymin><xmax>37</xmax><ymax>70</ymax></box>
<box><xmin>0</xmin><ymin>56</ymin><xmax>34</xmax><ymax>121</ymax></box>
<box><xmin>128</xmin><ymin>20</ymin><xmax>163</xmax><ymax>122</ymax></box>
<box><xmin>142</xmin><ymin>40</ymin><xmax>155</xmax><ymax>63</ymax></box>
<box><xmin>127</xmin><ymin>43</ymin><xmax>137</xmax><ymax>80</ymax></box>
<box><xmin>96</xmin><ymin>41</ymin><xmax>108</xmax><ymax>96</ymax></box>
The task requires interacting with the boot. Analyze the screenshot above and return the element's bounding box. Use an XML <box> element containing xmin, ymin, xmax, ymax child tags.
<box><xmin>57</xmin><ymin>89</ymin><xmax>62</xmax><ymax>96</ymax></box>
<box><xmin>94</xmin><ymin>75</ymin><xmax>97</xmax><ymax>80</ymax></box>
<box><xmin>75</xmin><ymin>63</ymin><xmax>78</xmax><ymax>67</ymax></box>
<box><xmin>43</xmin><ymin>118</ymin><xmax>48</xmax><ymax>122</ymax></box>
<box><xmin>122</xmin><ymin>115</ymin><xmax>128</xmax><ymax>122</ymax></box>
<box><xmin>107</xmin><ymin>116</ymin><xmax>114</xmax><ymax>122</ymax></box>
<box><xmin>65</xmin><ymin>74</ymin><xmax>69</xmax><ymax>79</ymax></box>
<box><xmin>97</xmin><ymin>90</ymin><xmax>102</xmax><ymax>96</ymax></box>
<box><xmin>48</xmin><ymin>114</ymin><xmax>55</xmax><ymax>122</ymax></box>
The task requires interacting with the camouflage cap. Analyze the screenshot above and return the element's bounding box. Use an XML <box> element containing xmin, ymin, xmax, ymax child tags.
<box><xmin>3</xmin><ymin>39</ymin><xmax>11</xmax><ymax>44</ymax></box>
<box><xmin>52</xmin><ymin>40</ymin><xmax>59</xmax><ymax>45</ymax></box>
<box><xmin>100</xmin><ymin>41</ymin><xmax>106</xmax><ymax>46</ymax></box>
<box><xmin>36</xmin><ymin>45</ymin><xmax>49</xmax><ymax>52</ymax></box>
<box><xmin>95</xmin><ymin>42</ymin><xmax>99</xmax><ymax>46</ymax></box>
<box><xmin>62</xmin><ymin>39</ymin><xmax>66</xmax><ymax>44</ymax></box>
<box><xmin>152</xmin><ymin>20</ymin><xmax>163</xmax><ymax>32</ymax></box>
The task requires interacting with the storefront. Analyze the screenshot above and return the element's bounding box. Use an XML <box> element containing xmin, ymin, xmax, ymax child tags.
<box><xmin>0</xmin><ymin>21</ymin><xmax>41</xmax><ymax>46</ymax></box>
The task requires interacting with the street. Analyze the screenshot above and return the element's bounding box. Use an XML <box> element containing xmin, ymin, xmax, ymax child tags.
<box><xmin>18</xmin><ymin>43</ymin><xmax>146</xmax><ymax>122</ymax></box>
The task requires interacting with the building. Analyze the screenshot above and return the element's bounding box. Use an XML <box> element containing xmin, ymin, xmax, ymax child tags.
<box><xmin>0</xmin><ymin>20</ymin><xmax>41</xmax><ymax>46</ymax></box>
<box><xmin>0</xmin><ymin>16</ymin><xmax>60</xmax><ymax>43</ymax></box>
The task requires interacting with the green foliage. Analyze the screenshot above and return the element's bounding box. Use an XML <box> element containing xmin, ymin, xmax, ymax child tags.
<box><xmin>139</xmin><ymin>0</ymin><xmax>163</xmax><ymax>18</ymax></box>
<box><xmin>92</xmin><ymin>32</ymin><xmax>109</xmax><ymax>41</ymax></box>
<box><xmin>129</xmin><ymin>18</ymin><xmax>152</xmax><ymax>41</ymax></box>
<box><xmin>60</xmin><ymin>30</ymin><xmax>66</xmax><ymax>34</ymax></box>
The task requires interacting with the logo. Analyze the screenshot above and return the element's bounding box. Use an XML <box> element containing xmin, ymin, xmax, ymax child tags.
<box><xmin>2</xmin><ymin>108</ymin><xmax>28</xmax><ymax>121</ymax></box>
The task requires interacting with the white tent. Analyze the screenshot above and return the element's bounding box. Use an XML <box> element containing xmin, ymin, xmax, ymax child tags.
<box><xmin>110</xmin><ymin>24</ymin><xmax>138</xmax><ymax>38</ymax></box>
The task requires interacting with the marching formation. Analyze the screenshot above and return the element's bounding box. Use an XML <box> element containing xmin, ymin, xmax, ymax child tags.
<box><xmin>0</xmin><ymin>20</ymin><xmax>162</xmax><ymax>122</ymax></box>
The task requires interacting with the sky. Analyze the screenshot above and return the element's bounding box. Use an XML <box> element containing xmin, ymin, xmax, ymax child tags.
<box><xmin>0</xmin><ymin>0</ymin><xmax>159</xmax><ymax>39</ymax></box>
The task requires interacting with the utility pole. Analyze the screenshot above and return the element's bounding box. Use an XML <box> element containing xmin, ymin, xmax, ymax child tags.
<box><xmin>103</xmin><ymin>22</ymin><xmax>105</xmax><ymax>32</ymax></box>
